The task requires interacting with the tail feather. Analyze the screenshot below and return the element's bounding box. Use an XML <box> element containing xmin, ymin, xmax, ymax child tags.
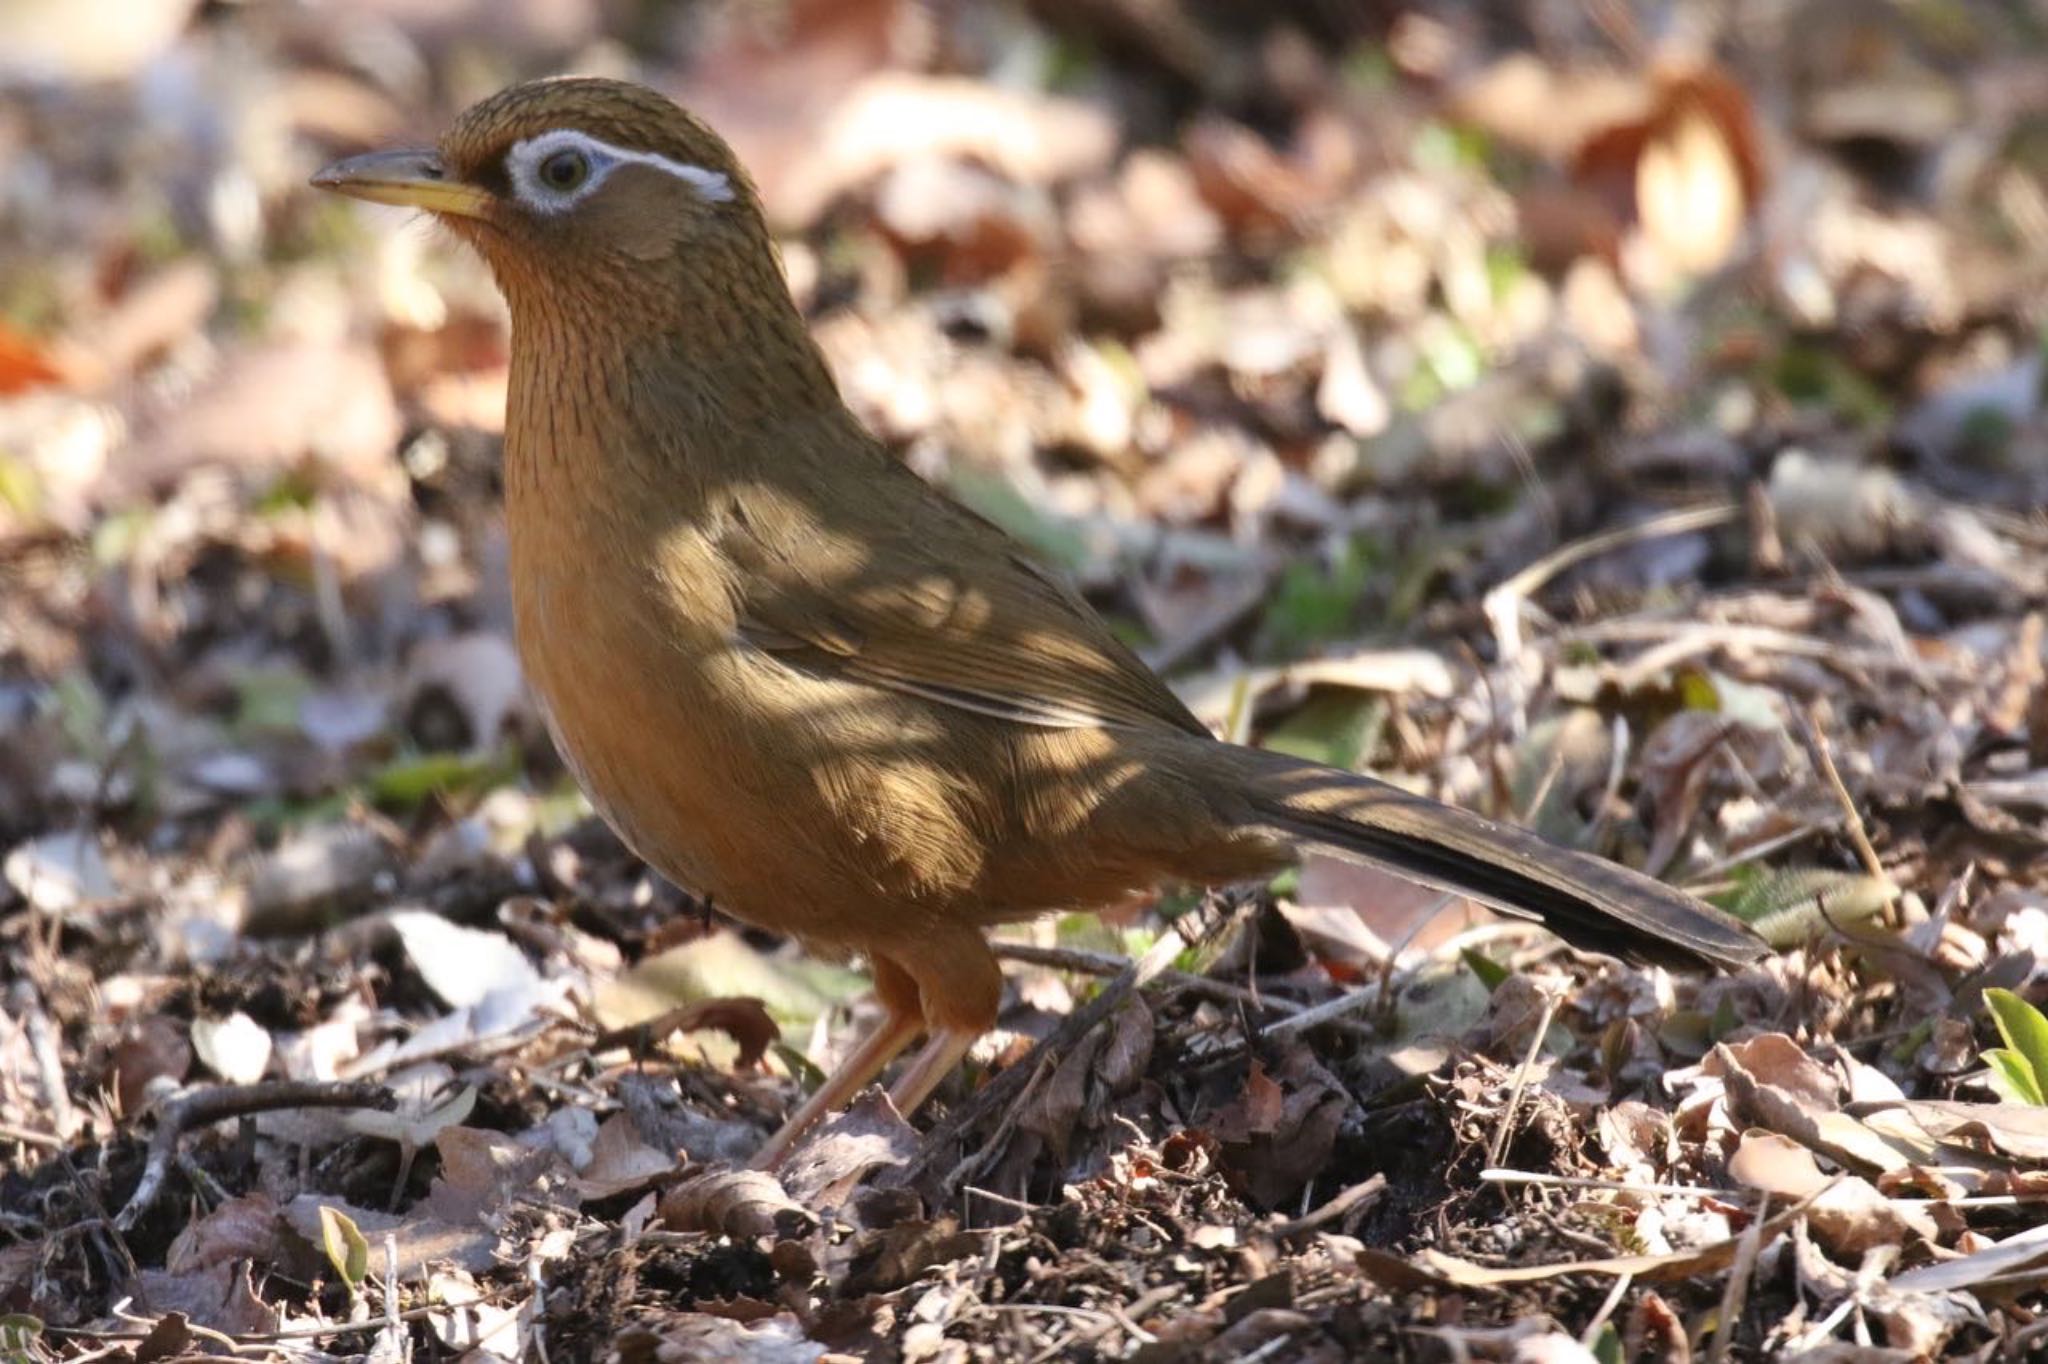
<box><xmin>1239</xmin><ymin>752</ymin><xmax>1766</xmax><ymax>971</ymax></box>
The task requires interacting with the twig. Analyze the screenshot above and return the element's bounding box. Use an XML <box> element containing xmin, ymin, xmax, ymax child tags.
<box><xmin>381</xmin><ymin>1233</ymin><xmax>404</xmax><ymax>1364</ymax></box>
<box><xmin>1803</xmin><ymin>702</ymin><xmax>1901</xmax><ymax>911</ymax></box>
<box><xmin>1580</xmin><ymin>1270</ymin><xmax>1633</xmax><ymax>1350</ymax></box>
<box><xmin>21</xmin><ymin>993</ymin><xmax>74</xmax><ymax>1141</ymax></box>
<box><xmin>1268</xmin><ymin>1173</ymin><xmax>1386</xmax><ymax>1239</ymax></box>
<box><xmin>57</xmin><ymin>1299</ymin><xmax>485</xmax><ymax>1345</ymax></box>
<box><xmin>1484</xmin><ymin>988</ymin><xmax>1559</xmax><ymax>1176</ymax></box>
<box><xmin>1481</xmin><ymin>1170</ymin><xmax>1736</xmax><ymax>1200</ymax></box>
<box><xmin>1706</xmin><ymin>1192</ymin><xmax>1771</xmax><ymax>1364</ymax></box>
<box><xmin>1578</xmin><ymin>713</ymin><xmax>1631</xmax><ymax>852</ymax></box>
<box><xmin>115</xmin><ymin>1080</ymin><xmax>392</xmax><ymax>1231</ymax></box>
<box><xmin>1561</xmin><ymin>619</ymin><xmax>1948</xmax><ymax>683</ymax></box>
<box><xmin>990</xmin><ymin>939</ymin><xmax>1378</xmax><ymax>1039</ymax></box>
<box><xmin>1483</xmin><ymin>503</ymin><xmax>1740</xmax><ymax>661</ymax></box>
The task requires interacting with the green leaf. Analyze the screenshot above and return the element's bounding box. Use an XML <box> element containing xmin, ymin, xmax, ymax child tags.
<box><xmin>233</xmin><ymin>666</ymin><xmax>313</xmax><ymax>736</ymax></box>
<box><xmin>1710</xmin><ymin>994</ymin><xmax>1742</xmax><ymax>1042</ymax></box>
<box><xmin>368</xmin><ymin>746</ymin><xmax>518</xmax><ymax>810</ymax></box>
<box><xmin>943</xmin><ymin>466</ymin><xmax>1094</xmax><ymax>575</ymax></box>
<box><xmin>0</xmin><ymin>1314</ymin><xmax>44</xmax><ymax>1353</ymax></box>
<box><xmin>1984</xmin><ymin>988</ymin><xmax>2048</xmax><ymax>1106</ymax></box>
<box><xmin>1675</xmin><ymin>669</ymin><xmax>1719</xmax><ymax>712</ymax></box>
<box><xmin>1261</xmin><ymin>691</ymin><xmax>1384</xmax><ymax>771</ymax></box>
<box><xmin>1460</xmin><ymin>947</ymin><xmax>1509</xmax><ymax>991</ymax></box>
<box><xmin>318</xmin><ymin>1204</ymin><xmax>370</xmax><ymax>1290</ymax></box>
<box><xmin>0</xmin><ymin>451</ymin><xmax>39</xmax><ymax>519</ymax></box>
<box><xmin>1262</xmin><ymin>538</ymin><xmax>1379</xmax><ymax>656</ymax></box>
<box><xmin>1658</xmin><ymin>1010</ymin><xmax>1712</xmax><ymax>1059</ymax></box>
<box><xmin>1591</xmin><ymin>1322</ymin><xmax>1624</xmax><ymax>1364</ymax></box>
<box><xmin>1983</xmin><ymin>1049</ymin><xmax>2047</xmax><ymax>1107</ymax></box>
<box><xmin>1715</xmin><ymin>866</ymin><xmax>1891</xmax><ymax>946</ymax></box>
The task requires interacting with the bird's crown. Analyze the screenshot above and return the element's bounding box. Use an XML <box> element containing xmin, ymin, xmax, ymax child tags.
<box><xmin>438</xmin><ymin>76</ymin><xmax>753</xmax><ymax>217</ymax></box>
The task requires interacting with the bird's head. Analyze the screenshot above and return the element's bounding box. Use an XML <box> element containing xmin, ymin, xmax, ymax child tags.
<box><xmin>313</xmin><ymin>78</ymin><xmax>769</xmax><ymax>314</ymax></box>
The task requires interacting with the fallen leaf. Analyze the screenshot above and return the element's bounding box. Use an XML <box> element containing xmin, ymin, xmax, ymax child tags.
<box><xmin>1711</xmin><ymin>1037</ymin><xmax>1925</xmax><ymax>1174</ymax></box>
<box><xmin>4</xmin><ymin>829</ymin><xmax>115</xmax><ymax>911</ymax></box>
<box><xmin>1358</xmin><ymin>1194</ymin><xmax>1813</xmax><ymax>1287</ymax></box>
<box><xmin>281</xmin><ymin>1194</ymin><xmax>496</xmax><ymax>1277</ymax></box>
<box><xmin>425</xmin><ymin>1123</ymin><xmax>569</xmax><ymax>1224</ymax></box>
<box><xmin>573</xmin><ymin>1113</ymin><xmax>676</xmax><ymax>1200</ymax></box>
<box><xmin>1728</xmin><ymin>1129</ymin><xmax>1934</xmax><ymax>1253</ymax></box>
<box><xmin>780</xmin><ymin>1089</ymin><xmax>918</xmax><ymax>1211</ymax></box>
<box><xmin>111</xmin><ymin>1017</ymin><xmax>192</xmax><ymax>1116</ymax></box>
<box><xmin>0</xmin><ymin>322</ymin><xmax>65</xmax><ymax>395</ymax></box>
<box><xmin>1890</xmin><ymin>1220</ymin><xmax>2048</xmax><ymax>1294</ymax></box>
<box><xmin>387</xmin><ymin>911</ymin><xmax>540</xmax><ymax>1010</ymax></box>
<box><xmin>190</xmin><ymin>1013</ymin><xmax>272</xmax><ymax>1086</ymax></box>
<box><xmin>1857</xmin><ymin>1100</ymin><xmax>2048</xmax><ymax>1164</ymax></box>
<box><xmin>659</xmin><ymin>1167</ymin><xmax>817</xmax><ymax>1241</ymax></box>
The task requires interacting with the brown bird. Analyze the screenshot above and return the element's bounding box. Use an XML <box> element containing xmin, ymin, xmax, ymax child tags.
<box><xmin>314</xmin><ymin>78</ymin><xmax>1767</xmax><ymax>1168</ymax></box>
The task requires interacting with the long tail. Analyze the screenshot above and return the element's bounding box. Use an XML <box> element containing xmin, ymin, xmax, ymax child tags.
<box><xmin>1231</xmin><ymin>748</ymin><xmax>1767</xmax><ymax>971</ymax></box>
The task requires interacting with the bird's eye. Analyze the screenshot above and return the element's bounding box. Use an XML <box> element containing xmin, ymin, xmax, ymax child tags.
<box><xmin>537</xmin><ymin>149</ymin><xmax>589</xmax><ymax>193</ymax></box>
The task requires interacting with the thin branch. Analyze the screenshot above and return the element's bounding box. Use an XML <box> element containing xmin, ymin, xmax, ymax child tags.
<box><xmin>1484</xmin><ymin>988</ymin><xmax>1560</xmax><ymax>1177</ymax></box>
<box><xmin>115</xmin><ymin>1080</ymin><xmax>392</xmax><ymax>1231</ymax></box>
<box><xmin>1803</xmin><ymin>702</ymin><xmax>1901</xmax><ymax>911</ymax></box>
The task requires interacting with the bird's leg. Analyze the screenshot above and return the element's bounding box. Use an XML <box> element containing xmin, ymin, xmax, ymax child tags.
<box><xmin>887</xmin><ymin>1028</ymin><xmax>978</xmax><ymax>1114</ymax></box>
<box><xmin>884</xmin><ymin>926</ymin><xmax>1003</xmax><ymax>1117</ymax></box>
<box><xmin>750</xmin><ymin>957</ymin><xmax>921</xmax><ymax>1171</ymax></box>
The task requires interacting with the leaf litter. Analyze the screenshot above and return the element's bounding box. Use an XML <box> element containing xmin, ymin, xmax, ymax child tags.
<box><xmin>3</xmin><ymin>0</ymin><xmax>2048</xmax><ymax>1359</ymax></box>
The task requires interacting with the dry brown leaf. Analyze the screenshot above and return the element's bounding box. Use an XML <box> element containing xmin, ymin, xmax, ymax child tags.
<box><xmin>573</xmin><ymin>1112</ymin><xmax>677</xmax><ymax>1200</ymax></box>
<box><xmin>1710</xmin><ymin>1037</ymin><xmax>1926</xmax><ymax>1175</ymax></box>
<box><xmin>0</xmin><ymin>0</ymin><xmax>198</xmax><ymax>83</ymax></box>
<box><xmin>779</xmin><ymin>1088</ymin><xmax>917</xmax><ymax>1211</ymax></box>
<box><xmin>423</xmin><ymin>1123</ymin><xmax>567</xmax><ymax>1224</ymax></box>
<box><xmin>595</xmin><ymin>996</ymin><xmax>780</xmax><ymax>1071</ymax></box>
<box><xmin>1889</xmin><ymin>1219</ymin><xmax>2048</xmax><ymax>1295</ymax></box>
<box><xmin>122</xmin><ymin>341</ymin><xmax>401</xmax><ymax>496</ymax></box>
<box><xmin>671</xmin><ymin>0</ymin><xmax>910</xmax><ymax>222</ymax></box>
<box><xmin>659</xmin><ymin>1167</ymin><xmax>817</xmax><ymax>1240</ymax></box>
<box><xmin>165</xmin><ymin>1194</ymin><xmax>290</xmax><ymax>1275</ymax></box>
<box><xmin>773</xmin><ymin>73</ymin><xmax>1116</xmax><ymax>229</ymax></box>
<box><xmin>1569</xmin><ymin>58</ymin><xmax>1765</xmax><ymax>278</ymax></box>
<box><xmin>1728</xmin><ymin>1129</ymin><xmax>1935</xmax><ymax>1253</ymax></box>
<box><xmin>130</xmin><ymin>1263</ymin><xmax>276</xmax><ymax>1338</ymax></box>
<box><xmin>0</xmin><ymin>321</ymin><xmax>66</xmax><ymax>395</ymax></box>
<box><xmin>64</xmin><ymin>260</ymin><xmax>219</xmax><ymax>390</ymax></box>
<box><xmin>1856</xmin><ymin>1099</ymin><xmax>2048</xmax><ymax>1164</ymax></box>
<box><xmin>111</xmin><ymin>1017</ymin><xmax>193</xmax><ymax>1117</ymax></box>
<box><xmin>280</xmin><ymin>1194</ymin><xmax>497</xmax><ymax>1276</ymax></box>
<box><xmin>1213</xmin><ymin>1047</ymin><xmax>1347</xmax><ymax>1207</ymax></box>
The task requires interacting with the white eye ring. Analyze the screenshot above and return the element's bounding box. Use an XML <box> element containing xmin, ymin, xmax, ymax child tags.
<box><xmin>503</xmin><ymin>129</ymin><xmax>734</xmax><ymax>213</ymax></box>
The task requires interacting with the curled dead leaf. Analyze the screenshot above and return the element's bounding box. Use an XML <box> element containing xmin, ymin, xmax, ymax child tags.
<box><xmin>659</xmin><ymin>1167</ymin><xmax>817</xmax><ymax>1241</ymax></box>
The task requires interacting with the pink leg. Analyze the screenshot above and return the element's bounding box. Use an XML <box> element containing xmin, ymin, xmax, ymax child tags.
<box><xmin>751</xmin><ymin>1007</ymin><xmax>919</xmax><ymax>1170</ymax></box>
<box><xmin>754</xmin><ymin>929</ymin><xmax>1003</xmax><ymax>1167</ymax></box>
<box><xmin>752</xmin><ymin>956</ymin><xmax>924</xmax><ymax>1170</ymax></box>
<box><xmin>887</xmin><ymin>1028</ymin><xmax>978</xmax><ymax>1114</ymax></box>
<box><xmin>884</xmin><ymin>925</ymin><xmax>1003</xmax><ymax>1117</ymax></box>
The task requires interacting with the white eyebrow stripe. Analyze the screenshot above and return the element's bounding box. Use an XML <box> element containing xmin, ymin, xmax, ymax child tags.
<box><xmin>504</xmin><ymin>128</ymin><xmax>734</xmax><ymax>211</ymax></box>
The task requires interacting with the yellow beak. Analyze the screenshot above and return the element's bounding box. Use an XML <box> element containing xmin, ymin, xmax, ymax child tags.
<box><xmin>310</xmin><ymin>148</ymin><xmax>492</xmax><ymax>219</ymax></box>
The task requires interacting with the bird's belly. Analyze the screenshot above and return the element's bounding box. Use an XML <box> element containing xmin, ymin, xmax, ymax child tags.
<box><xmin>508</xmin><ymin>537</ymin><xmax>1284</xmax><ymax>948</ymax></box>
<box><xmin>510</xmin><ymin>555</ymin><xmax>993</xmax><ymax>944</ymax></box>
